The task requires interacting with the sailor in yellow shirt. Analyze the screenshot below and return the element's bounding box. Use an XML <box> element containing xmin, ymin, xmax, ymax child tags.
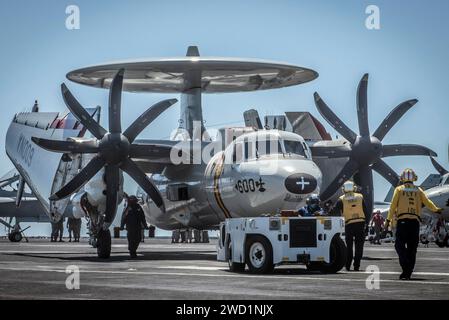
<box><xmin>384</xmin><ymin>168</ymin><xmax>442</xmax><ymax>280</ymax></box>
<box><xmin>333</xmin><ymin>181</ymin><xmax>369</xmax><ymax>271</ymax></box>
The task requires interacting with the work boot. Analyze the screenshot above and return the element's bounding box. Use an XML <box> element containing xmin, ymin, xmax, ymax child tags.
<box><xmin>399</xmin><ymin>272</ymin><xmax>410</xmax><ymax>280</ymax></box>
<box><xmin>345</xmin><ymin>265</ymin><xmax>351</xmax><ymax>271</ymax></box>
<box><xmin>354</xmin><ymin>266</ymin><xmax>360</xmax><ymax>271</ymax></box>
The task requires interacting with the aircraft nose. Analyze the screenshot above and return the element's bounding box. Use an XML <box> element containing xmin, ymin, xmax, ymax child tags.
<box><xmin>284</xmin><ymin>173</ymin><xmax>318</xmax><ymax>195</ymax></box>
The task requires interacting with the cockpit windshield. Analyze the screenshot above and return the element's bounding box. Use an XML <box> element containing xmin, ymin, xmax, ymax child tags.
<box><xmin>283</xmin><ymin>140</ymin><xmax>306</xmax><ymax>157</ymax></box>
<box><xmin>243</xmin><ymin>140</ymin><xmax>283</xmax><ymax>159</ymax></box>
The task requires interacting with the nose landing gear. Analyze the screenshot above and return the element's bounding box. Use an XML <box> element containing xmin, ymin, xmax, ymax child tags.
<box><xmin>0</xmin><ymin>218</ymin><xmax>29</xmax><ymax>243</ymax></box>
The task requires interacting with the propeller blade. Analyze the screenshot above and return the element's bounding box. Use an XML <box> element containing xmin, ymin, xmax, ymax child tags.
<box><xmin>382</xmin><ymin>144</ymin><xmax>437</xmax><ymax>158</ymax></box>
<box><xmin>61</xmin><ymin>83</ymin><xmax>107</xmax><ymax>139</ymax></box>
<box><xmin>356</xmin><ymin>74</ymin><xmax>370</xmax><ymax>137</ymax></box>
<box><xmin>31</xmin><ymin>137</ymin><xmax>99</xmax><ymax>154</ymax></box>
<box><xmin>120</xmin><ymin>158</ymin><xmax>165</xmax><ymax>210</ymax></box>
<box><xmin>320</xmin><ymin>159</ymin><xmax>359</xmax><ymax>200</ymax></box>
<box><xmin>430</xmin><ymin>157</ymin><xmax>449</xmax><ymax>176</ymax></box>
<box><xmin>49</xmin><ymin>156</ymin><xmax>105</xmax><ymax>200</ymax></box>
<box><xmin>109</xmin><ymin>69</ymin><xmax>124</xmax><ymax>134</ymax></box>
<box><xmin>123</xmin><ymin>99</ymin><xmax>178</xmax><ymax>143</ymax></box>
<box><xmin>372</xmin><ymin>99</ymin><xmax>418</xmax><ymax>141</ymax></box>
<box><xmin>310</xmin><ymin>145</ymin><xmax>351</xmax><ymax>158</ymax></box>
<box><xmin>104</xmin><ymin>165</ymin><xmax>120</xmax><ymax>224</ymax></box>
<box><xmin>358</xmin><ymin>165</ymin><xmax>374</xmax><ymax>220</ymax></box>
<box><xmin>372</xmin><ymin>159</ymin><xmax>400</xmax><ymax>187</ymax></box>
<box><xmin>314</xmin><ymin>92</ymin><xmax>358</xmax><ymax>144</ymax></box>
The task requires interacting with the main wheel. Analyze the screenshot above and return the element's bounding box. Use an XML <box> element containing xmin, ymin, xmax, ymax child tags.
<box><xmin>435</xmin><ymin>239</ymin><xmax>446</xmax><ymax>248</ymax></box>
<box><xmin>420</xmin><ymin>234</ymin><xmax>429</xmax><ymax>245</ymax></box>
<box><xmin>245</xmin><ymin>235</ymin><xmax>274</xmax><ymax>274</ymax></box>
<box><xmin>9</xmin><ymin>232</ymin><xmax>22</xmax><ymax>243</ymax></box>
<box><xmin>97</xmin><ymin>229</ymin><xmax>111</xmax><ymax>259</ymax></box>
<box><xmin>318</xmin><ymin>236</ymin><xmax>347</xmax><ymax>274</ymax></box>
<box><xmin>227</xmin><ymin>240</ymin><xmax>245</xmax><ymax>272</ymax></box>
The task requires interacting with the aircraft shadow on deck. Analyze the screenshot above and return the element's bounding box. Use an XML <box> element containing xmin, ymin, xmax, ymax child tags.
<box><xmin>7</xmin><ymin>250</ymin><xmax>217</xmax><ymax>263</ymax></box>
<box><xmin>362</xmin><ymin>256</ymin><xmax>394</xmax><ymax>261</ymax></box>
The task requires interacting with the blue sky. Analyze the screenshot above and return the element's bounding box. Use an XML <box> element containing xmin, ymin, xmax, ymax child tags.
<box><xmin>0</xmin><ymin>0</ymin><xmax>448</xmax><ymax>236</ymax></box>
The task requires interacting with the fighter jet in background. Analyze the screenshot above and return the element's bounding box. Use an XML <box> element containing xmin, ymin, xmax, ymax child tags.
<box><xmin>418</xmin><ymin>158</ymin><xmax>449</xmax><ymax>247</ymax></box>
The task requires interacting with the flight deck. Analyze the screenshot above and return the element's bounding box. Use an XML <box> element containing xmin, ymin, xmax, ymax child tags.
<box><xmin>0</xmin><ymin>238</ymin><xmax>448</xmax><ymax>300</ymax></box>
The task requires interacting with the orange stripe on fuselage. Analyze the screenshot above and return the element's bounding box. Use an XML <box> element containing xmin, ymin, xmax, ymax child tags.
<box><xmin>213</xmin><ymin>154</ymin><xmax>232</xmax><ymax>219</ymax></box>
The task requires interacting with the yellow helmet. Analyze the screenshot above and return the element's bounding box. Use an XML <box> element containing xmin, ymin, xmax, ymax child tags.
<box><xmin>342</xmin><ymin>181</ymin><xmax>356</xmax><ymax>193</ymax></box>
<box><xmin>400</xmin><ymin>168</ymin><xmax>417</xmax><ymax>183</ymax></box>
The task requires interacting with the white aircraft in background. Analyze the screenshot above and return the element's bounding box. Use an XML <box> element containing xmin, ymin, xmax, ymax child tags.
<box><xmin>418</xmin><ymin>158</ymin><xmax>449</xmax><ymax>247</ymax></box>
<box><xmin>374</xmin><ymin>157</ymin><xmax>449</xmax><ymax>246</ymax></box>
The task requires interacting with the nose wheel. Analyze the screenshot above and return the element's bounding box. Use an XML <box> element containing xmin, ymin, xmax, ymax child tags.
<box><xmin>8</xmin><ymin>231</ymin><xmax>23</xmax><ymax>243</ymax></box>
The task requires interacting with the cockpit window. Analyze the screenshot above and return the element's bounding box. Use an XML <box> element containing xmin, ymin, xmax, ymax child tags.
<box><xmin>256</xmin><ymin>140</ymin><xmax>283</xmax><ymax>156</ymax></box>
<box><xmin>241</xmin><ymin>139</ymin><xmax>283</xmax><ymax>160</ymax></box>
<box><xmin>283</xmin><ymin>140</ymin><xmax>306</xmax><ymax>157</ymax></box>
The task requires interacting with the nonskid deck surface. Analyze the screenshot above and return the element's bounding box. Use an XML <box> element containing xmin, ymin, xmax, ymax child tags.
<box><xmin>0</xmin><ymin>238</ymin><xmax>448</xmax><ymax>300</ymax></box>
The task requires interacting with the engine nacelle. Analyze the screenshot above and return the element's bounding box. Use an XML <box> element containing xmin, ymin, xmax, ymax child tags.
<box><xmin>83</xmin><ymin>164</ymin><xmax>124</xmax><ymax>215</ymax></box>
<box><xmin>71</xmin><ymin>192</ymin><xmax>86</xmax><ymax>219</ymax></box>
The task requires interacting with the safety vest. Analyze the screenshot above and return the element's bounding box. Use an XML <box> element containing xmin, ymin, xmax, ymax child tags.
<box><xmin>387</xmin><ymin>183</ymin><xmax>440</xmax><ymax>224</ymax></box>
<box><xmin>389</xmin><ymin>184</ymin><xmax>422</xmax><ymax>222</ymax></box>
<box><xmin>340</xmin><ymin>193</ymin><xmax>365</xmax><ymax>225</ymax></box>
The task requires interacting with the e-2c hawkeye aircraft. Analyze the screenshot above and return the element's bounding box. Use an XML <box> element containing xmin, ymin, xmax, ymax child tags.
<box><xmin>6</xmin><ymin>47</ymin><xmax>323</xmax><ymax>258</ymax></box>
<box><xmin>5</xmin><ymin>47</ymin><xmax>436</xmax><ymax>258</ymax></box>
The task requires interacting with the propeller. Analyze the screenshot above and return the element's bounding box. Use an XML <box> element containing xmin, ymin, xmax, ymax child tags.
<box><xmin>430</xmin><ymin>157</ymin><xmax>448</xmax><ymax>176</ymax></box>
<box><xmin>311</xmin><ymin>73</ymin><xmax>437</xmax><ymax>215</ymax></box>
<box><xmin>31</xmin><ymin>69</ymin><xmax>177</xmax><ymax>226</ymax></box>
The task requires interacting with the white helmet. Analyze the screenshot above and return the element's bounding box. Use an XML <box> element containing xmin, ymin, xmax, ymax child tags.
<box><xmin>342</xmin><ymin>181</ymin><xmax>356</xmax><ymax>193</ymax></box>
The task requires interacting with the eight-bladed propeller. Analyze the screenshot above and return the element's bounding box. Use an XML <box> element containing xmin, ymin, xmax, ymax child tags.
<box><xmin>311</xmin><ymin>73</ymin><xmax>437</xmax><ymax>215</ymax></box>
<box><xmin>31</xmin><ymin>69</ymin><xmax>177</xmax><ymax>225</ymax></box>
<box><xmin>430</xmin><ymin>157</ymin><xmax>448</xmax><ymax>176</ymax></box>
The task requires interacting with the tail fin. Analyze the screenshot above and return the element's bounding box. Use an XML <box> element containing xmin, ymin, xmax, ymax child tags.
<box><xmin>264</xmin><ymin>115</ymin><xmax>287</xmax><ymax>130</ymax></box>
<box><xmin>420</xmin><ymin>174</ymin><xmax>442</xmax><ymax>190</ymax></box>
<box><xmin>243</xmin><ymin>109</ymin><xmax>263</xmax><ymax>130</ymax></box>
<box><xmin>285</xmin><ymin>112</ymin><xmax>331</xmax><ymax>141</ymax></box>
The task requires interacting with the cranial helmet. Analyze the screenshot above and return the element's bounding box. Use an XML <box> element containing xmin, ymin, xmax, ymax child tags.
<box><xmin>306</xmin><ymin>194</ymin><xmax>320</xmax><ymax>206</ymax></box>
<box><xmin>127</xmin><ymin>195</ymin><xmax>138</xmax><ymax>205</ymax></box>
<box><xmin>400</xmin><ymin>168</ymin><xmax>417</xmax><ymax>183</ymax></box>
<box><xmin>342</xmin><ymin>181</ymin><xmax>356</xmax><ymax>193</ymax></box>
